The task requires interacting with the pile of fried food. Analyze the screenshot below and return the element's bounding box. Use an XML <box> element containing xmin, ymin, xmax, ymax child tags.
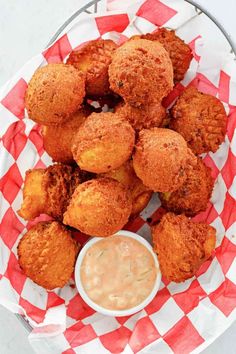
<box><xmin>17</xmin><ymin>28</ymin><xmax>227</xmax><ymax>290</ymax></box>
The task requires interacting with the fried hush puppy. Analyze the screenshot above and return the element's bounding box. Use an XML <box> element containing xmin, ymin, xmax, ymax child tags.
<box><xmin>170</xmin><ymin>86</ymin><xmax>227</xmax><ymax>154</ymax></box>
<box><xmin>160</xmin><ymin>157</ymin><xmax>214</xmax><ymax>216</ymax></box>
<box><xmin>102</xmin><ymin>160</ymin><xmax>153</xmax><ymax>217</ymax></box>
<box><xmin>133</xmin><ymin>128</ymin><xmax>195</xmax><ymax>192</ymax></box>
<box><xmin>25</xmin><ymin>63</ymin><xmax>85</xmax><ymax>126</ymax></box>
<box><xmin>115</xmin><ymin>101</ymin><xmax>167</xmax><ymax>131</ymax></box>
<box><xmin>137</xmin><ymin>28</ymin><xmax>193</xmax><ymax>83</ymax></box>
<box><xmin>18</xmin><ymin>164</ymin><xmax>81</xmax><ymax>221</ymax></box>
<box><xmin>72</xmin><ymin>112</ymin><xmax>135</xmax><ymax>173</ymax></box>
<box><xmin>63</xmin><ymin>178</ymin><xmax>132</xmax><ymax>237</ymax></box>
<box><xmin>67</xmin><ymin>39</ymin><xmax>117</xmax><ymax>97</ymax></box>
<box><xmin>18</xmin><ymin>221</ymin><xmax>78</xmax><ymax>289</ymax></box>
<box><xmin>109</xmin><ymin>39</ymin><xmax>173</xmax><ymax>107</ymax></box>
<box><xmin>152</xmin><ymin>213</ymin><xmax>216</xmax><ymax>282</ymax></box>
<box><xmin>42</xmin><ymin>107</ymin><xmax>91</xmax><ymax>164</ymax></box>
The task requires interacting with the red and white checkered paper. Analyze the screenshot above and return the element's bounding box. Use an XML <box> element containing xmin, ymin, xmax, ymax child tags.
<box><xmin>1</xmin><ymin>1</ymin><xmax>236</xmax><ymax>353</ymax></box>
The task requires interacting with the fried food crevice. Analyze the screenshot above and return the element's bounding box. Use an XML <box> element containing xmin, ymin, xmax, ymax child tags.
<box><xmin>18</xmin><ymin>164</ymin><xmax>81</xmax><ymax>221</ymax></box>
<box><xmin>67</xmin><ymin>39</ymin><xmax>117</xmax><ymax>97</ymax></box>
<box><xmin>137</xmin><ymin>28</ymin><xmax>193</xmax><ymax>83</ymax></box>
<box><xmin>115</xmin><ymin>101</ymin><xmax>167</xmax><ymax>131</ymax></box>
<box><xmin>42</xmin><ymin>107</ymin><xmax>91</xmax><ymax>164</ymax></box>
<box><xmin>102</xmin><ymin>160</ymin><xmax>153</xmax><ymax>217</ymax></box>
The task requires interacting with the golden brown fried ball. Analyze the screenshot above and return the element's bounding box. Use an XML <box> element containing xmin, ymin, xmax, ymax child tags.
<box><xmin>67</xmin><ymin>39</ymin><xmax>117</xmax><ymax>97</ymax></box>
<box><xmin>42</xmin><ymin>107</ymin><xmax>91</xmax><ymax>164</ymax></box>
<box><xmin>72</xmin><ymin>112</ymin><xmax>135</xmax><ymax>173</ymax></box>
<box><xmin>25</xmin><ymin>63</ymin><xmax>85</xmax><ymax>126</ymax></box>
<box><xmin>18</xmin><ymin>221</ymin><xmax>78</xmax><ymax>289</ymax></box>
<box><xmin>109</xmin><ymin>39</ymin><xmax>173</xmax><ymax>107</ymax></box>
<box><xmin>170</xmin><ymin>87</ymin><xmax>227</xmax><ymax>154</ymax></box>
<box><xmin>63</xmin><ymin>178</ymin><xmax>132</xmax><ymax>237</ymax></box>
<box><xmin>115</xmin><ymin>101</ymin><xmax>167</xmax><ymax>131</ymax></box>
<box><xmin>152</xmin><ymin>213</ymin><xmax>216</xmax><ymax>282</ymax></box>
<box><xmin>102</xmin><ymin>160</ymin><xmax>153</xmax><ymax>217</ymax></box>
<box><xmin>160</xmin><ymin>157</ymin><xmax>214</xmax><ymax>216</ymax></box>
<box><xmin>137</xmin><ymin>29</ymin><xmax>193</xmax><ymax>83</ymax></box>
<box><xmin>133</xmin><ymin>128</ymin><xmax>194</xmax><ymax>192</ymax></box>
<box><xmin>18</xmin><ymin>164</ymin><xmax>81</xmax><ymax>221</ymax></box>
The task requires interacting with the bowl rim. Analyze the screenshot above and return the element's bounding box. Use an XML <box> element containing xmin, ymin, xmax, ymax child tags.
<box><xmin>74</xmin><ymin>230</ymin><xmax>162</xmax><ymax>317</ymax></box>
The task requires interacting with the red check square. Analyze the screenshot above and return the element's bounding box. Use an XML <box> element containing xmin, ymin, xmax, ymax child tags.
<box><xmin>28</xmin><ymin>125</ymin><xmax>44</xmax><ymax>157</ymax></box>
<box><xmin>19</xmin><ymin>297</ymin><xmax>46</xmax><ymax>323</ymax></box>
<box><xmin>1</xmin><ymin>79</ymin><xmax>27</xmax><ymax>119</ymax></box>
<box><xmin>100</xmin><ymin>326</ymin><xmax>131</xmax><ymax>353</ymax></box>
<box><xmin>220</xmin><ymin>192</ymin><xmax>236</xmax><ymax>230</ymax></box>
<box><xmin>43</xmin><ymin>34</ymin><xmax>72</xmax><ymax>63</ymax></box>
<box><xmin>0</xmin><ymin>207</ymin><xmax>24</xmax><ymax>249</ymax></box>
<box><xmin>215</xmin><ymin>237</ymin><xmax>236</xmax><ymax>274</ymax></box>
<box><xmin>95</xmin><ymin>14</ymin><xmax>129</xmax><ymax>35</ymax></box>
<box><xmin>145</xmin><ymin>287</ymin><xmax>170</xmax><ymax>315</ymax></box>
<box><xmin>64</xmin><ymin>322</ymin><xmax>97</xmax><ymax>348</ymax></box>
<box><xmin>137</xmin><ymin>0</ymin><xmax>177</xmax><ymax>26</ymax></box>
<box><xmin>62</xmin><ymin>349</ymin><xmax>76</xmax><ymax>354</ymax></box>
<box><xmin>173</xmin><ymin>279</ymin><xmax>206</xmax><ymax>314</ymax></box>
<box><xmin>47</xmin><ymin>292</ymin><xmax>65</xmax><ymax>309</ymax></box>
<box><xmin>2</xmin><ymin>121</ymin><xmax>27</xmax><ymax>160</ymax></box>
<box><xmin>5</xmin><ymin>253</ymin><xmax>27</xmax><ymax>295</ymax></box>
<box><xmin>67</xmin><ymin>294</ymin><xmax>95</xmax><ymax>320</ymax></box>
<box><xmin>227</xmin><ymin>109</ymin><xmax>236</xmax><ymax>141</ymax></box>
<box><xmin>164</xmin><ymin>316</ymin><xmax>204</xmax><ymax>353</ymax></box>
<box><xmin>0</xmin><ymin>163</ymin><xmax>23</xmax><ymax>205</ymax></box>
<box><xmin>129</xmin><ymin>316</ymin><xmax>160</xmax><ymax>353</ymax></box>
<box><xmin>209</xmin><ymin>278</ymin><xmax>236</xmax><ymax>317</ymax></box>
<box><xmin>219</xmin><ymin>71</ymin><xmax>230</xmax><ymax>103</ymax></box>
<box><xmin>221</xmin><ymin>150</ymin><xmax>236</xmax><ymax>189</ymax></box>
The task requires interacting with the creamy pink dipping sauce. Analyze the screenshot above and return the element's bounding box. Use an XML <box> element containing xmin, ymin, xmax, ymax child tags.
<box><xmin>80</xmin><ymin>235</ymin><xmax>157</xmax><ymax>310</ymax></box>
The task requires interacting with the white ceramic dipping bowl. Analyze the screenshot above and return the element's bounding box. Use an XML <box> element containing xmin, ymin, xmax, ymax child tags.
<box><xmin>75</xmin><ymin>230</ymin><xmax>162</xmax><ymax>317</ymax></box>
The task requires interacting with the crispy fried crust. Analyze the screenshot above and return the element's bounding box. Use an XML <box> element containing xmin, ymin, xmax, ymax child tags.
<box><xmin>152</xmin><ymin>213</ymin><xmax>216</xmax><ymax>282</ymax></box>
<box><xmin>67</xmin><ymin>39</ymin><xmax>117</xmax><ymax>97</ymax></box>
<box><xmin>102</xmin><ymin>160</ymin><xmax>153</xmax><ymax>216</ymax></box>
<box><xmin>138</xmin><ymin>29</ymin><xmax>193</xmax><ymax>83</ymax></box>
<box><xmin>18</xmin><ymin>164</ymin><xmax>81</xmax><ymax>221</ymax></box>
<box><xmin>72</xmin><ymin>112</ymin><xmax>135</xmax><ymax>173</ymax></box>
<box><xmin>42</xmin><ymin>107</ymin><xmax>91</xmax><ymax>164</ymax></box>
<box><xmin>170</xmin><ymin>87</ymin><xmax>227</xmax><ymax>154</ymax></box>
<box><xmin>160</xmin><ymin>157</ymin><xmax>214</xmax><ymax>216</ymax></box>
<box><xmin>25</xmin><ymin>63</ymin><xmax>85</xmax><ymax>125</ymax></box>
<box><xmin>109</xmin><ymin>39</ymin><xmax>173</xmax><ymax>106</ymax></box>
<box><xmin>18</xmin><ymin>221</ymin><xmax>78</xmax><ymax>289</ymax></box>
<box><xmin>63</xmin><ymin>178</ymin><xmax>132</xmax><ymax>237</ymax></box>
<box><xmin>115</xmin><ymin>101</ymin><xmax>167</xmax><ymax>131</ymax></box>
<box><xmin>133</xmin><ymin>128</ymin><xmax>194</xmax><ymax>192</ymax></box>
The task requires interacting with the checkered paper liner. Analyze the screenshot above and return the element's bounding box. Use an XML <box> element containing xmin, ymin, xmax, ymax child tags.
<box><xmin>1</xmin><ymin>0</ymin><xmax>236</xmax><ymax>353</ymax></box>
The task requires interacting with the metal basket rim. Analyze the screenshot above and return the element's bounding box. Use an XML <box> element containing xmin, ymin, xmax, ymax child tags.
<box><xmin>47</xmin><ymin>0</ymin><xmax>236</xmax><ymax>57</ymax></box>
<box><xmin>18</xmin><ymin>0</ymin><xmax>236</xmax><ymax>335</ymax></box>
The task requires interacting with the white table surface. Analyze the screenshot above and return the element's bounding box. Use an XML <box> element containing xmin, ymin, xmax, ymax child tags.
<box><xmin>0</xmin><ymin>0</ymin><xmax>236</xmax><ymax>353</ymax></box>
